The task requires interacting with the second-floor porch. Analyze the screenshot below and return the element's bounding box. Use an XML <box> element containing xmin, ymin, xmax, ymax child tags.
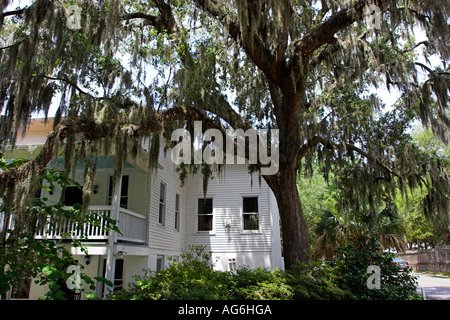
<box><xmin>34</xmin><ymin>205</ymin><xmax>147</xmax><ymax>244</ymax></box>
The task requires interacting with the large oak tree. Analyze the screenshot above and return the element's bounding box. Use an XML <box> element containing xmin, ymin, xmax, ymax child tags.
<box><xmin>1</xmin><ymin>0</ymin><xmax>449</xmax><ymax>269</ymax></box>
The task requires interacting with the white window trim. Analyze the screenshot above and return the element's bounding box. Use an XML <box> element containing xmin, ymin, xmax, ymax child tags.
<box><xmin>156</xmin><ymin>255</ymin><xmax>165</xmax><ymax>272</ymax></box>
<box><xmin>158</xmin><ymin>181</ymin><xmax>166</xmax><ymax>227</ymax></box>
<box><xmin>175</xmin><ymin>192</ymin><xmax>181</xmax><ymax>231</ymax></box>
<box><xmin>195</xmin><ymin>196</ymin><xmax>216</xmax><ymax>235</ymax></box>
<box><xmin>241</xmin><ymin>195</ymin><xmax>262</xmax><ymax>234</ymax></box>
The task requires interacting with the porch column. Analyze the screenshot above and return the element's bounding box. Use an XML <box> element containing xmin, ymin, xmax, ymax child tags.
<box><xmin>103</xmin><ymin>175</ymin><xmax>122</xmax><ymax>298</ymax></box>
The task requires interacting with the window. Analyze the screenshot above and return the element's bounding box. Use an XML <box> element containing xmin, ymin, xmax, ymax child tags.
<box><xmin>64</xmin><ymin>186</ymin><xmax>83</xmax><ymax>206</ymax></box>
<box><xmin>102</xmin><ymin>259</ymin><xmax>124</xmax><ymax>294</ymax></box>
<box><xmin>159</xmin><ymin>183</ymin><xmax>166</xmax><ymax>226</ymax></box>
<box><xmin>197</xmin><ymin>198</ymin><xmax>213</xmax><ymax>231</ymax></box>
<box><xmin>107</xmin><ymin>175</ymin><xmax>129</xmax><ymax>209</ymax></box>
<box><xmin>175</xmin><ymin>193</ymin><xmax>181</xmax><ymax>231</ymax></box>
<box><xmin>243</xmin><ymin>197</ymin><xmax>259</xmax><ymax>231</ymax></box>
<box><xmin>156</xmin><ymin>255</ymin><xmax>165</xmax><ymax>272</ymax></box>
<box><xmin>114</xmin><ymin>259</ymin><xmax>124</xmax><ymax>291</ymax></box>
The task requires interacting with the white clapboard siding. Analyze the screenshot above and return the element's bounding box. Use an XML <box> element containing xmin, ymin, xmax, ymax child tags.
<box><xmin>147</xmin><ymin>145</ymin><xmax>185</xmax><ymax>253</ymax></box>
<box><xmin>183</xmin><ymin>164</ymin><xmax>274</xmax><ymax>254</ymax></box>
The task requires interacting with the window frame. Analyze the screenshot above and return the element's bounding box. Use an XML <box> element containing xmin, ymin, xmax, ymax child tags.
<box><xmin>158</xmin><ymin>182</ymin><xmax>166</xmax><ymax>226</ymax></box>
<box><xmin>64</xmin><ymin>185</ymin><xmax>83</xmax><ymax>207</ymax></box>
<box><xmin>241</xmin><ymin>196</ymin><xmax>261</xmax><ymax>233</ymax></box>
<box><xmin>174</xmin><ymin>193</ymin><xmax>181</xmax><ymax>231</ymax></box>
<box><xmin>196</xmin><ymin>197</ymin><xmax>215</xmax><ymax>234</ymax></box>
<box><xmin>101</xmin><ymin>258</ymin><xmax>124</xmax><ymax>295</ymax></box>
<box><xmin>156</xmin><ymin>255</ymin><xmax>165</xmax><ymax>272</ymax></box>
<box><xmin>107</xmin><ymin>175</ymin><xmax>130</xmax><ymax>209</ymax></box>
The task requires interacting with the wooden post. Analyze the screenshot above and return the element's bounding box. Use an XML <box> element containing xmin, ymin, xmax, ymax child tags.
<box><xmin>103</xmin><ymin>175</ymin><xmax>122</xmax><ymax>299</ymax></box>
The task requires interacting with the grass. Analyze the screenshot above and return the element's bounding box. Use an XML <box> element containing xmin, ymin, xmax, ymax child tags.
<box><xmin>413</xmin><ymin>270</ymin><xmax>450</xmax><ymax>278</ymax></box>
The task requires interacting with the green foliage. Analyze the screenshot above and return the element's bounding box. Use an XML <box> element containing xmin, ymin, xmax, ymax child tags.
<box><xmin>110</xmin><ymin>245</ymin><xmax>231</xmax><ymax>300</ymax></box>
<box><xmin>111</xmin><ymin>245</ymin><xmax>294</xmax><ymax>301</ymax></box>
<box><xmin>229</xmin><ymin>267</ymin><xmax>293</xmax><ymax>300</ymax></box>
<box><xmin>111</xmin><ymin>243</ymin><xmax>420</xmax><ymax>301</ymax></box>
<box><xmin>330</xmin><ymin>235</ymin><xmax>420</xmax><ymax>300</ymax></box>
<box><xmin>285</xmin><ymin>262</ymin><xmax>349</xmax><ymax>300</ymax></box>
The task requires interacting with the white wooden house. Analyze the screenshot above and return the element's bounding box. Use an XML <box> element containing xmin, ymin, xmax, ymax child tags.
<box><xmin>4</xmin><ymin>119</ymin><xmax>284</xmax><ymax>300</ymax></box>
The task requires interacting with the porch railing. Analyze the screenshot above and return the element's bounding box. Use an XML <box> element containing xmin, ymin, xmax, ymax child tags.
<box><xmin>34</xmin><ymin>205</ymin><xmax>147</xmax><ymax>244</ymax></box>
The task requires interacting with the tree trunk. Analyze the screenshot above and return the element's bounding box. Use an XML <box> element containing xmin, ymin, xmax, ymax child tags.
<box><xmin>269</xmin><ymin>163</ymin><xmax>312</xmax><ymax>269</ymax></box>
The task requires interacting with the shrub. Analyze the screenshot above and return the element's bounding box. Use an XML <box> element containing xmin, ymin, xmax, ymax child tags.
<box><xmin>230</xmin><ymin>267</ymin><xmax>293</xmax><ymax>300</ymax></box>
<box><xmin>330</xmin><ymin>235</ymin><xmax>421</xmax><ymax>300</ymax></box>
<box><xmin>285</xmin><ymin>262</ymin><xmax>350</xmax><ymax>300</ymax></box>
<box><xmin>110</xmin><ymin>245</ymin><xmax>231</xmax><ymax>300</ymax></box>
<box><xmin>110</xmin><ymin>240</ymin><xmax>421</xmax><ymax>301</ymax></box>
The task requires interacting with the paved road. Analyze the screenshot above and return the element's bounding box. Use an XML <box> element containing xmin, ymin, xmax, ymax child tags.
<box><xmin>414</xmin><ymin>272</ymin><xmax>450</xmax><ymax>300</ymax></box>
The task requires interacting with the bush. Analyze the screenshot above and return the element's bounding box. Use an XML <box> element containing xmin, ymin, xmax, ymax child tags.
<box><xmin>330</xmin><ymin>235</ymin><xmax>421</xmax><ymax>300</ymax></box>
<box><xmin>111</xmin><ymin>246</ymin><xmax>292</xmax><ymax>300</ymax></box>
<box><xmin>285</xmin><ymin>262</ymin><xmax>350</xmax><ymax>300</ymax></box>
<box><xmin>110</xmin><ymin>240</ymin><xmax>421</xmax><ymax>301</ymax></box>
<box><xmin>111</xmin><ymin>246</ymin><xmax>231</xmax><ymax>300</ymax></box>
<box><xmin>230</xmin><ymin>267</ymin><xmax>293</xmax><ymax>300</ymax></box>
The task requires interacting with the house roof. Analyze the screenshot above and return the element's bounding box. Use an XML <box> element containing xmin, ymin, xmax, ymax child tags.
<box><xmin>16</xmin><ymin>118</ymin><xmax>54</xmax><ymax>146</ymax></box>
<box><xmin>7</xmin><ymin>117</ymin><xmax>155</xmax><ymax>172</ymax></box>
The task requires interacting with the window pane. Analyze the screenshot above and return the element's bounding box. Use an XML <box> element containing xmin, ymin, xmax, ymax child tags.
<box><xmin>175</xmin><ymin>212</ymin><xmax>179</xmax><ymax>230</ymax></box>
<box><xmin>175</xmin><ymin>194</ymin><xmax>180</xmax><ymax>230</ymax></box>
<box><xmin>120</xmin><ymin>196</ymin><xmax>128</xmax><ymax>209</ymax></box>
<box><xmin>159</xmin><ymin>183</ymin><xmax>166</xmax><ymax>203</ymax></box>
<box><xmin>244</xmin><ymin>214</ymin><xmax>259</xmax><ymax>230</ymax></box>
<box><xmin>114</xmin><ymin>259</ymin><xmax>124</xmax><ymax>291</ymax></box>
<box><xmin>121</xmin><ymin>176</ymin><xmax>129</xmax><ymax>197</ymax></box>
<box><xmin>159</xmin><ymin>203</ymin><xmax>165</xmax><ymax>225</ymax></box>
<box><xmin>175</xmin><ymin>194</ymin><xmax>180</xmax><ymax>211</ymax></box>
<box><xmin>156</xmin><ymin>256</ymin><xmax>165</xmax><ymax>272</ymax></box>
<box><xmin>115</xmin><ymin>259</ymin><xmax>124</xmax><ymax>280</ymax></box>
<box><xmin>159</xmin><ymin>183</ymin><xmax>166</xmax><ymax>225</ymax></box>
<box><xmin>198</xmin><ymin>215</ymin><xmax>213</xmax><ymax>231</ymax></box>
<box><xmin>64</xmin><ymin>186</ymin><xmax>83</xmax><ymax>206</ymax></box>
<box><xmin>198</xmin><ymin>198</ymin><xmax>213</xmax><ymax>215</ymax></box>
<box><xmin>108</xmin><ymin>176</ymin><xmax>129</xmax><ymax>209</ymax></box>
<box><xmin>243</xmin><ymin>197</ymin><xmax>258</xmax><ymax>213</ymax></box>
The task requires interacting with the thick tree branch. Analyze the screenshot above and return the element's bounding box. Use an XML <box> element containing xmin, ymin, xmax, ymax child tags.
<box><xmin>193</xmin><ymin>0</ymin><xmax>283</xmax><ymax>85</ymax></box>
<box><xmin>0</xmin><ymin>105</ymin><xmax>202</xmax><ymax>188</ymax></box>
<box><xmin>123</xmin><ymin>0</ymin><xmax>177</xmax><ymax>33</ymax></box>
<box><xmin>1</xmin><ymin>8</ymin><xmax>25</xmax><ymax>17</ymax></box>
<box><xmin>293</xmin><ymin>0</ymin><xmax>384</xmax><ymax>61</ymax></box>
<box><xmin>40</xmin><ymin>74</ymin><xmax>94</xmax><ymax>97</ymax></box>
<box><xmin>399</xmin><ymin>41</ymin><xmax>430</xmax><ymax>54</ymax></box>
<box><xmin>122</xmin><ymin>12</ymin><xmax>163</xmax><ymax>29</ymax></box>
<box><xmin>297</xmin><ymin>136</ymin><xmax>323</xmax><ymax>161</ymax></box>
<box><xmin>299</xmin><ymin>136</ymin><xmax>401</xmax><ymax>178</ymax></box>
